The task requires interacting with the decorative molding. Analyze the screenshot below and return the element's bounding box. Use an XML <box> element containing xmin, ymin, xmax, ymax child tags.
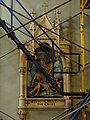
<box><xmin>18</xmin><ymin>98</ymin><xmax>27</xmax><ymax>120</ymax></box>
<box><xmin>18</xmin><ymin>107</ymin><xmax>27</xmax><ymax>120</ymax></box>
<box><xmin>25</xmin><ymin>98</ymin><xmax>66</xmax><ymax>109</ymax></box>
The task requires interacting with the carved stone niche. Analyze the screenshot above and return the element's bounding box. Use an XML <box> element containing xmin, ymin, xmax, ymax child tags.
<box><xmin>18</xmin><ymin>9</ymin><xmax>71</xmax><ymax>119</ymax></box>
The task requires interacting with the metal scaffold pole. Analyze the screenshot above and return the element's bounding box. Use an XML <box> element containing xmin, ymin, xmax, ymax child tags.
<box><xmin>80</xmin><ymin>1</ymin><xmax>85</xmax><ymax>120</ymax></box>
<box><xmin>80</xmin><ymin>0</ymin><xmax>85</xmax><ymax>92</ymax></box>
<box><xmin>80</xmin><ymin>0</ymin><xmax>88</xmax><ymax>120</ymax></box>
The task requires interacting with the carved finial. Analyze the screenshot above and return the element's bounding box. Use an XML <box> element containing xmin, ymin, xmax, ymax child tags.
<box><xmin>55</xmin><ymin>9</ymin><xmax>61</xmax><ymax>18</ymax></box>
<box><xmin>54</xmin><ymin>9</ymin><xmax>61</xmax><ymax>33</ymax></box>
<box><xmin>54</xmin><ymin>9</ymin><xmax>61</xmax><ymax>25</ymax></box>
<box><xmin>31</xmin><ymin>8</ymin><xmax>36</xmax><ymax>17</ymax></box>
<box><xmin>42</xmin><ymin>2</ymin><xmax>48</xmax><ymax>12</ymax></box>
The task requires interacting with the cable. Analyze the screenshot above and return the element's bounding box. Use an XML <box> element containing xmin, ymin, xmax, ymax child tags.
<box><xmin>0</xmin><ymin>48</ymin><xmax>17</xmax><ymax>59</ymax></box>
<box><xmin>6</xmin><ymin>22</ymin><xmax>31</xmax><ymax>38</ymax></box>
<box><xmin>84</xmin><ymin>13</ymin><xmax>90</xmax><ymax>18</ymax></box>
<box><xmin>85</xmin><ymin>62</ymin><xmax>90</xmax><ymax>66</ymax></box>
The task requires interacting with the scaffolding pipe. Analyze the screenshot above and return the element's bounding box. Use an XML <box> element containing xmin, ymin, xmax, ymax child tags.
<box><xmin>80</xmin><ymin>0</ymin><xmax>86</xmax><ymax>92</ymax></box>
<box><xmin>10</xmin><ymin>0</ymin><xmax>13</xmax><ymax>30</ymax></box>
<box><xmin>69</xmin><ymin>93</ymin><xmax>90</xmax><ymax>120</ymax></box>
<box><xmin>58</xmin><ymin>101</ymin><xmax>90</xmax><ymax>120</ymax></box>
<box><xmin>51</xmin><ymin>101</ymin><xmax>81</xmax><ymax>120</ymax></box>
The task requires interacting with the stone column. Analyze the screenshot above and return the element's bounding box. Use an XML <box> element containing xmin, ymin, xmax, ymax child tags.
<box><xmin>18</xmin><ymin>50</ymin><xmax>27</xmax><ymax>120</ymax></box>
